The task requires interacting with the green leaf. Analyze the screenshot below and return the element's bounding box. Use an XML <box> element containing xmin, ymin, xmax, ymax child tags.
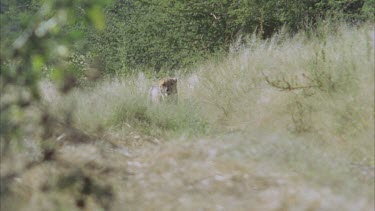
<box><xmin>9</xmin><ymin>105</ymin><xmax>24</xmax><ymax>122</ymax></box>
<box><xmin>88</xmin><ymin>5</ymin><xmax>106</xmax><ymax>31</ymax></box>
<box><xmin>51</xmin><ymin>68</ymin><xmax>64</xmax><ymax>82</ymax></box>
<box><xmin>68</xmin><ymin>30</ymin><xmax>85</xmax><ymax>40</ymax></box>
<box><xmin>32</xmin><ymin>54</ymin><xmax>45</xmax><ymax>73</ymax></box>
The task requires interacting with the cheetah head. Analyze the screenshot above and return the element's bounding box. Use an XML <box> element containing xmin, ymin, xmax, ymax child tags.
<box><xmin>159</xmin><ymin>78</ymin><xmax>177</xmax><ymax>96</ymax></box>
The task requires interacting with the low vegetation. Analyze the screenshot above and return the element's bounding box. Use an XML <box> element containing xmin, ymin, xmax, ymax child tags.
<box><xmin>2</xmin><ymin>22</ymin><xmax>373</xmax><ymax>210</ymax></box>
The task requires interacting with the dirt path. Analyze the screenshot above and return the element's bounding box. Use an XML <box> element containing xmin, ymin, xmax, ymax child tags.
<box><xmin>3</xmin><ymin>136</ymin><xmax>372</xmax><ymax>211</ymax></box>
<box><xmin>54</xmin><ymin>137</ymin><xmax>372</xmax><ymax>211</ymax></box>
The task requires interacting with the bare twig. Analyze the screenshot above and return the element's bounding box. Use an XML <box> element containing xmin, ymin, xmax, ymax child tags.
<box><xmin>210</xmin><ymin>12</ymin><xmax>220</xmax><ymax>20</ymax></box>
<box><xmin>262</xmin><ymin>72</ymin><xmax>319</xmax><ymax>91</ymax></box>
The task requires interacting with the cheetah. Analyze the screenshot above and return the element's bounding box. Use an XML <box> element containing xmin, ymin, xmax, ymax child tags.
<box><xmin>149</xmin><ymin>78</ymin><xmax>178</xmax><ymax>104</ymax></box>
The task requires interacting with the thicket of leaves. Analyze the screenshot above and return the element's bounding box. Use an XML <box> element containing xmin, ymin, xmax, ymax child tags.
<box><xmin>1</xmin><ymin>0</ymin><xmax>110</xmax><ymax>145</ymax></box>
<box><xmin>2</xmin><ymin>0</ymin><xmax>373</xmax><ymax>76</ymax></box>
<box><xmin>87</xmin><ymin>0</ymin><xmax>374</xmax><ymax>74</ymax></box>
<box><xmin>1</xmin><ymin>0</ymin><xmax>115</xmax><ymax>209</ymax></box>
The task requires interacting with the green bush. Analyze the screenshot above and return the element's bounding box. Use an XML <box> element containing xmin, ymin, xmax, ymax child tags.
<box><xmin>78</xmin><ymin>0</ymin><xmax>375</xmax><ymax>75</ymax></box>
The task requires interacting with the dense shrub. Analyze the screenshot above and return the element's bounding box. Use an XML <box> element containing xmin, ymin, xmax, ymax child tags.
<box><xmin>82</xmin><ymin>0</ymin><xmax>374</xmax><ymax>75</ymax></box>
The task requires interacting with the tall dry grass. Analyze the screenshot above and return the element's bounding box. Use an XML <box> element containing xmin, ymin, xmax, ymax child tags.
<box><xmin>193</xmin><ymin>23</ymin><xmax>374</xmax><ymax>198</ymax></box>
<box><xmin>42</xmin><ymin>23</ymin><xmax>374</xmax><ymax>196</ymax></box>
<box><xmin>41</xmin><ymin>72</ymin><xmax>209</xmax><ymax>142</ymax></box>
<box><xmin>44</xmin><ymin>22</ymin><xmax>374</xmax><ymax>197</ymax></box>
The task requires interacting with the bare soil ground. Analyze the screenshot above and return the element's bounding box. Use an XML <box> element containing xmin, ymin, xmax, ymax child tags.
<box><xmin>3</xmin><ymin>135</ymin><xmax>372</xmax><ymax>211</ymax></box>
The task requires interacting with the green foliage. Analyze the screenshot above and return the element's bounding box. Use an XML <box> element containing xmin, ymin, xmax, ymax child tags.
<box><xmin>2</xmin><ymin>0</ymin><xmax>372</xmax><ymax>76</ymax></box>
<box><xmin>0</xmin><ymin>1</ymin><xmax>39</xmax><ymax>55</ymax></box>
<box><xmin>90</xmin><ymin>0</ymin><xmax>232</xmax><ymax>74</ymax></box>
<box><xmin>0</xmin><ymin>0</ymin><xmax>111</xmax><ymax>142</ymax></box>
<box><xmin>1</xmin><ymin>1</ymin><xmax>112</xmax><ymax>208</ymax></box>
<box><xmin>81</xmin><ymin>0</ymin><xmax>373</xmax><ymax>75</ymax></box>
